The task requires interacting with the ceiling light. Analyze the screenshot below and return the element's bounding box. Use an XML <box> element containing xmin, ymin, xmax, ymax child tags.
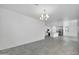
<box><xmin>40</xmin><ymin>9</ymin><xmax>49</xmax><ymax>21</ymax></box>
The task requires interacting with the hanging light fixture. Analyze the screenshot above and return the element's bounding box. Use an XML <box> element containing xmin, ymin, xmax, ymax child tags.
<box><xmin>40</xmin><ymin>9</ymin><xmax>49</xmax><ymax>21</ymax></box>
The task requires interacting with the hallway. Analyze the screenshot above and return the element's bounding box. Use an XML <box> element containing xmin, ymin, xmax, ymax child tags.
<box><xmin>0</xmin><ymin>36</ymin><xmax>79</xmax><ymax>55</ymax></box>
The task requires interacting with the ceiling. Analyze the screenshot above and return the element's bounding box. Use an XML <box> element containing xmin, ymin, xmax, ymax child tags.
<box><xmin>0</xmin><ymin>4</ymin><xmax>79</xmax><ymax>26</ymax></box>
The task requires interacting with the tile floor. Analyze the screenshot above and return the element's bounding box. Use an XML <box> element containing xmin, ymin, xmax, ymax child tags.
<box><xmin>0</xmin><ymin>36</ymin><xmax>79</xmax><ymax>55</ymax></box>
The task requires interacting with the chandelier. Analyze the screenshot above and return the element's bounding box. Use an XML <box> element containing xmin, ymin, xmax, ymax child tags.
<box><xmin>40</xmin><ymin>9</ymin><xmax>49</xmax><ymax>21</ymax></box>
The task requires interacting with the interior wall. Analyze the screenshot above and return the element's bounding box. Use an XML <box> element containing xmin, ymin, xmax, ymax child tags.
<box><xmin>63</xmin><ymin>20</ymin><xmax>77</xmax><ymax>37</ymax></box>
<box><xmin>0</xmin><ymin>8</ymin><xmax>46</xmax><ymax>50</ymax></box>
<box><xmin>78</xmin><ymin>19</ymin><xmax>79</xmax><ymax>39</ymax></box>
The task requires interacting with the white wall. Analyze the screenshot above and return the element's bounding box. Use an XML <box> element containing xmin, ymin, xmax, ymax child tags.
<box><xmin>0</xmin><ymin>8</ymin><xmax>46</xmax><ymax>50</ymax></box>
<box><xmin>63</xmin><ymin>20</ymin><xmax>78</xmax><ymax>42</ymax></box>
<box><xmin>63</xmin><ymin>20</ymin><xmax>77</xmax><ymax>37</ymax></box>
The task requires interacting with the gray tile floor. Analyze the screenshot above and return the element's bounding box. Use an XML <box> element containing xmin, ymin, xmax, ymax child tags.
<box><xmin>0</xmin><ymin>36</ymin><xmax>79</xmax><ymax>55</ymax></box>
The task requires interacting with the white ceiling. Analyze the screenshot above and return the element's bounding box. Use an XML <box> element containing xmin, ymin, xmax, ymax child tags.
<box><xmin>0</xmin><ymin>4</ymin><xmax>79</xmax><ymax>26</ymax></box>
